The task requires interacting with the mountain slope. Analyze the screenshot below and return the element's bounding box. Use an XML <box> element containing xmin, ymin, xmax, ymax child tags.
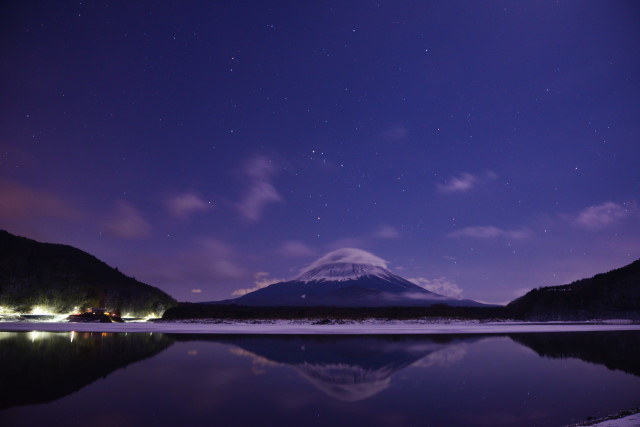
<box><xmin>507</xmin><ymin>258</ymin><xmax>640</xmax><ymax>320</ymax></box>
<box><xmin>228</xmin><ymin>262</ymin><xmax>487</xmax><ymax>307</ymax></box>
<box><xmin>0</xmin><ymin>230</ymin><xmax>176</xmax><ymax>316</ymax></box>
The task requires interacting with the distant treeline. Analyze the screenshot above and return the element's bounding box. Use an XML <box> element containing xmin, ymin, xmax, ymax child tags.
<box><xmin>165</xmin><ymin>291</ymin><xmax>640</xmax><ymax>321</ymax></box>
<box><xmin>162</xmin><ymin>303</ymin><xmax>512</xmax><ymax>320</ymax></box>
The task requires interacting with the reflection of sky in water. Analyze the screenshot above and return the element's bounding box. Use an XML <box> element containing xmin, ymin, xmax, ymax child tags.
<box><xmin>0</xmin><ymin>332</ymin><xmax>639</xmax><ymax>426</ymax></box>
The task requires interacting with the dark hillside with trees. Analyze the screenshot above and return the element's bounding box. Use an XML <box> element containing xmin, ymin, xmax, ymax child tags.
<box><xmin>507</xmin><ymin>258</ymin><xmax>640</xmax><ymax>320</ymax></box>
<box><xmin>0</xmin><ymin>230</ymin><xmax>176</xmax><ymax>316</ymax></box>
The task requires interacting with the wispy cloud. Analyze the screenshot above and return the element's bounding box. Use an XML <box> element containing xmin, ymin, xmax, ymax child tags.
<box><xmin>436</xmin><ymin>171</ymin><xmax>497</xmax><ymax>194</ymax></box>
<box><xmin>373</xmin><ymin>225</ymin><xmax>400</xmax><ymax>239</ymax></box>
<box><xmin>573</xmin><ymin>201</ymin><xmax>631</xmax><ymax>230</ymax></box>
<box><xmin>277</xmin><ymin>240</ymin><xmax>315</xmax><ymax>258</ymax></box>
<box><xmin>0</xmin><ymin>144</ymin><xmax>38</xmax><ymax>170</ymax></box>
<box><xmin>301</xmin><ymin>248</ymin><xmax>388</xmax><ymax>273</ymax></box>
<box><xmin>408</xmin><ymin>277</ymin><xmax>463</xmax><ymax>299</ymax></box>
<box><xmin>236</xmin><ymin>155</ymin><xmax>283</xmax><ymax>221</ymax></box>
<box><xmin>166</xmin><ymin>191</ymin><xmax>210</xmax><ymax>219</ymax></box>
<box><xmin>380</xmin><ymin>124</ymin><xmax>408</xmax><ymax>141</ymax></box>
<box><xmin>104</xmin><ymin>200</ymin><xmax>152</xmax><ymax>239</ymax></box>
<box><xmin>232</xmin><ymin>271</ymin><xmax>285</xmax><ymax>296</ymax></box>
<box><xmin>135</xmin><ymin>238</ymin><xmax>246</xmax><ymax>289</ymax></box>
<box><xmin>448</xmin><ymin>226</ymin><xmax>532</xmax><ymax>240</ymax></box>
<box><xmin>0</xmin><ymin>179</ymin><xmax>79</xmax><ymax>220</ymax></box>
<box><xmin>326</xmin><ymin>225</ymin><xmax>401</xmax><ymax>251</ymax></box>
<box><xmin>195</xmin><ymin>238</ymin><xmax>246</xmax><ymax>280</ymax></box>
<box><xmin>326</xmin><ymin>236</ymin><xmax>366</xmax><ymax>251</ymax></box>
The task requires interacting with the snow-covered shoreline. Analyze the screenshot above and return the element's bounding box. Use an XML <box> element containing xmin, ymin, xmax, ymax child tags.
<box><xmin>1</xmin><ymin>320</ymin><xmax>639</xmax><ymax>335</ymax></box>
<box><xmin>568</xmin><ymin>408</ymin><xmax>640</xmax><ymax>426</ymax></box>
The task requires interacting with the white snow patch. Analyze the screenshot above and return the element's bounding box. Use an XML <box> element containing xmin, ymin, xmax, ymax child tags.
<box><xmin>296</xmin><ymin>262</ymin><xmax>396</xmax><ymax>283</ymax></box>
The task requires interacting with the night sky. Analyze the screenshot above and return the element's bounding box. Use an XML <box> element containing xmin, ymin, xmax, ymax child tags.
<box><xmin>2</xmin><ymin>1</ymin><xmax>639</xmax><ymax>304</ymax></box>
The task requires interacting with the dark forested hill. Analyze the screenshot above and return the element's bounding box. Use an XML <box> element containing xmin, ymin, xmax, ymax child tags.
<box><xmin>507</xmin><ymin>258</ymin><xmax>640</xmax><ymax>320</ymax></box>
<box><xmin>0</xmin><ymin>230</ymin><xmax>176</xmax><ymax>316</ymax></box>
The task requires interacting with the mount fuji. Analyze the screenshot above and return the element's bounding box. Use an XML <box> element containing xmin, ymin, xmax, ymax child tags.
<box><xmin>221</xmin><ymin>248</ymin><xmax>489</xmax><ymax>307</ymax></box>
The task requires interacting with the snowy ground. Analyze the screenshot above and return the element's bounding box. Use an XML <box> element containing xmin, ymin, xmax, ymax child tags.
<box><xmin>588</xmin><ymin>413</ymin><xmax>640</xmax><ymax>426</ymax></box>
<box><xmin>569</xmin><ymin>409</ymin><xmax>640</xmax><ymax>426</ymax></box>
<box><xmin>1</xmin><ymin>320</ymin><xmax>639</xmax><ymax>334</ymax></box>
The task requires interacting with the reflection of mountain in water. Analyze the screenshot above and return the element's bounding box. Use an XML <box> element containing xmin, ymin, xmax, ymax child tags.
<box><xmin>207</xmin><ymin>335</ymin><xmax>473</xmax><ymax>401</ymax></box>
<box><xmin>510</xmin><ymin>331</ymin><xmax>640</xmax><ymax>377</ymax></box>
<box><xmin>0</xmin><ymin>331</ymin><xmax>173</xmax><ymax>411</ymax></box>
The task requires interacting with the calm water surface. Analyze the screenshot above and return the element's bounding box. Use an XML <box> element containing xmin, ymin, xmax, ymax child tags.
<box><xmin>1</xmin><ymin>331</ymin><xmax>639</xmax><ymax>426</ymax></box>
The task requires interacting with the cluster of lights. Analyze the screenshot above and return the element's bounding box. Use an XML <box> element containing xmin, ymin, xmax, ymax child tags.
<box><xmin>29</xmin><ymin>330</ymin><xmax>45</xmax><ymax>342</ymax></box>
<box><xmin>26</xmin><ymin>306</ymin><xmax>77</xmax><ymax>322</ymax></box>
<box><xmin>0</xmin><ymin>306</ymin><xmax>17</xmax><ymax>315</ymax></box>
<box><xmin>0</xmin><ymin>304</ymin><xmax>162</xmax><ymax>322</ymax></box>
<box><xmin>30</xmin><ymin>306</ymin><xmax>55</xmax><ymax>315</ymax></box>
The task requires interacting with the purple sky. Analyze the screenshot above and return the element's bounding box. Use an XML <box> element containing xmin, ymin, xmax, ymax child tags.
<box><xmin>1</xmin><ymin>1</ymin><xmax>639</xmax><ymax>304</ymax></box>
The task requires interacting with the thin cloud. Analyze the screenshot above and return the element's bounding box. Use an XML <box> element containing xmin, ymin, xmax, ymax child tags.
<box><xmin>380</xmin><ymin>124</ymin><xmax>408</xmax><ymax>141</ymax></box>
<box><xmin>166</xmin><ymin>191</ymin><xmax>210</xmax><ymax>219</ymax></box>
<box><xmin>326</xmin><ymin>237</ymin><xmax>366</xmax><ymax>251</ymax></box>
<box><xmin>448</xmin><ymin>226</ymin><xmax>532</xmax><ymax>240</ymax></box>
<box><xmin>408</xmin><ymin>277</ymin><xmax>463</xmax><ymax>299</ymax></box>
<box><xmin>387</xmin><ymin>292</ymin><xmax>446</xmax><ymax>302</ymax></box>
<box><xmin>135</xmin><ymin>238</ymin><xmax>246</xmax><ymax>289</ymax></box>
<box><xmin>373</xmin><ymin>225</ymin><xmax>400</xmax><ymax>239</ymax></box>
<box><xmin>104</xmin><ymin>200</ymin><xmax>152</xmax><ymax>239</ymax></box>
<box><xmin>195</xmin><ymin>238</ymin><xmax>246</xmax><ymax>280</ymax></box>
<box><xmin>301</xmin><ymin>248</ymin><xmax>388</xmax><ymax>273</ymax></box>
<box><xmin>436</xmin><ymin>171</ymin><xmax>497</xmax><ymax>194</ymax></box>
<box><xmin>326</xmin><ymin>225</ymin><xmax>401</xmax><ymax>251</ymax></box>
<box><xmin>236</xmin><ymin>155</ymin><xmax>283</xmax><ymax>221</ymax></box>
<box><xmin>278</xmin><ymin>240</ymin><xmax>315</xmax><ymax>258</ymax></box>
<box><xmin>437</xmin><ymin>173</ymin><xmax>478</xmax><ymax>193</ymax></box>
<box><xmin>0</xmin><ymin>144</ymin><xmax>38</xmax><ymax>170</ymax></box>
<box><xmin>574</xmin><ymin>201</ymin><xmax>631</xmax><ymax>230</ymax></box>
<box><xmin>0</xmin><ymin>179</ymin><xmax>79</xmax><ymax>220</ymax></box>
<box><xmin>232</xmin><ymin>271</ymin><xmax>285</xmax><ymax>296</ymax></box>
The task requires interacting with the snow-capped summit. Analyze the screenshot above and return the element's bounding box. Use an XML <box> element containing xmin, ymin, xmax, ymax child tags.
<box><xmin>225</xmin><ymin>248</ymin><xmax>489</xmax><ymax>307</ymax></box>
<box><xmin>295</xmin><ymin>262</ymin><xmax>397</xmax><ymax>283</ymax></box>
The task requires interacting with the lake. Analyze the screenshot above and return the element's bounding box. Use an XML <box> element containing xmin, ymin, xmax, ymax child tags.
<box><xmin>1</xmin><ymin>330</ymin><xmax>639</xmax><ymax>426</ymax></box>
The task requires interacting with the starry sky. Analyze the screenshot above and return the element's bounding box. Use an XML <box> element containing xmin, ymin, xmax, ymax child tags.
<box><xmin>2</xmin><ymin>1</ymin><xmax>639</xmax><ymax>304</ymax></box>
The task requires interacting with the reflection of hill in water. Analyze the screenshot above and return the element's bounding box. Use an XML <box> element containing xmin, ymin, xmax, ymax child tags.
<box><xmin>198</xmin><ymin>335</ymin><xmax>474</xmax><ymax>401</ymax></box>
<box><xmin>0</xmin><ymin>331</ymin><xmax>173</xmax><ymax>411</ymax></box>
<box><xmin>510</xmin><ymin>331</ymin><xmax>640</xmax><ymax>377</ymax></box>
<box><xmin>4</xmin><ymin>330</ymin><xmax>637</xmax><ymax>409</ymax></box>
